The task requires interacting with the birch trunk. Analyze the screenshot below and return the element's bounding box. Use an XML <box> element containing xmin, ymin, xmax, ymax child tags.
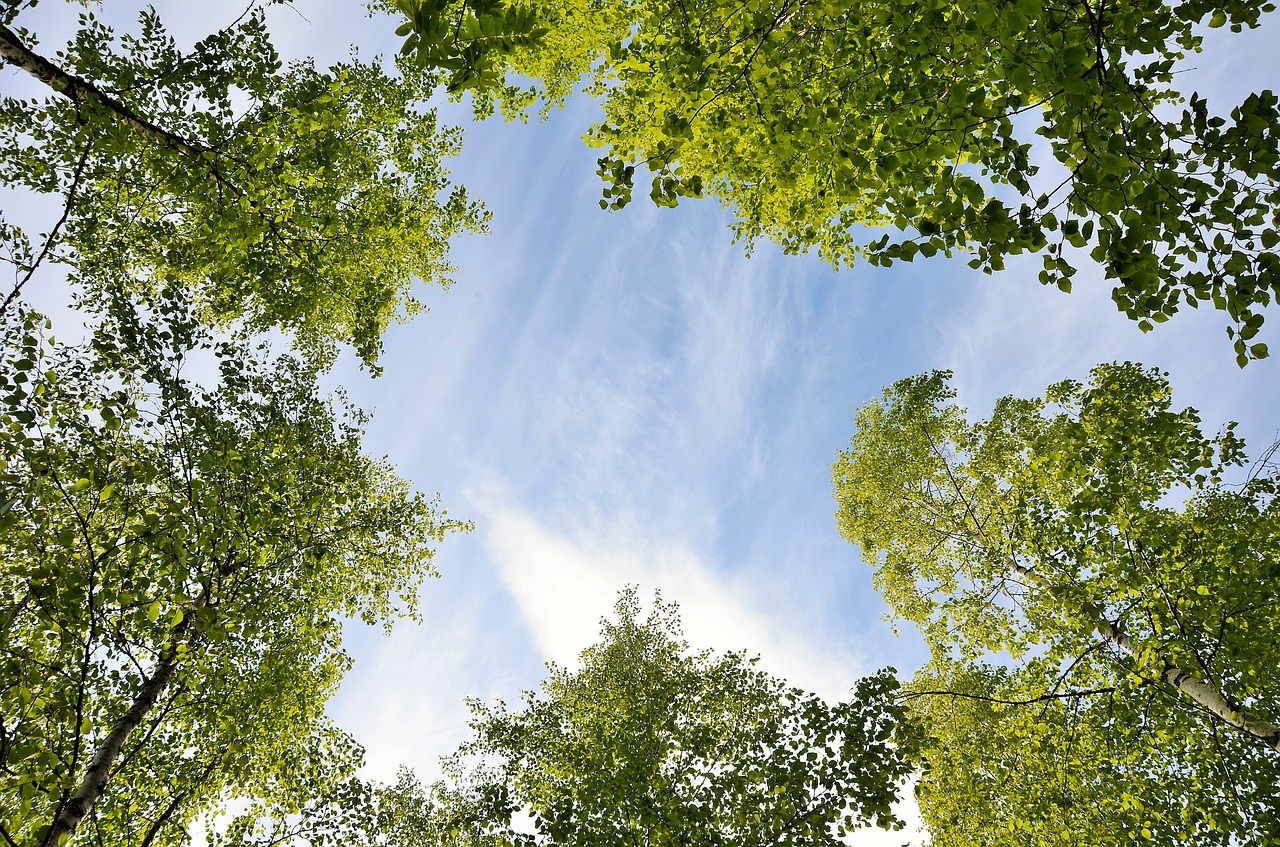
<box><xmin>1006</xmin><ymin>557</ymin><xmax>1280</xmax><ymax>752</ymax></box>
<box><xmin>42</xmin><ymin>611</ymin><xmax>196</xmax><ymax>846</ymax></box>
<box><xmin>0</xmin><ymin>21</ymin><xmax>203</xmax><ymax>157</ymax></box>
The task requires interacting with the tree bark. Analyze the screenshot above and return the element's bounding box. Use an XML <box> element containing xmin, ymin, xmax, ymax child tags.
<box><xmin>0</xmin><ymin>21</ymin><xmax>205</xmax><ymax>157</ymax></box>
<box><xmin>1006</xmin><ymin>557</ymin><xmax>1280</xmax><ymax>752</ymax></box>
<box><xmin>42</xmin><ymin>612</ymin><xmax>195</xmax><ymax>846</ymax></box>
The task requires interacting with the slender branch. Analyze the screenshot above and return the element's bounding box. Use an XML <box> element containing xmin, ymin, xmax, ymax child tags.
<box><xmin>908</xmin><ymin>416</ymin><xmax>1280</xmax><ymax>750</ymax></box>
<box><xmin>1005</xmin><ymin>555</ymin><xmax>1280</xmax><ymax>752</ymax></box>
<box><xmin>41</xmin><ymin>603</ymin><xmax>203</xmax><ymax>846</ymax></box>
<box><xmin>1042</xmin><ymin>640</ymin><xmax>1108</xmax><ymax>708</ymax></box>
<box><xmin>137</xmin><ymin>758</ymin><xmax>220</xmax><ymax>847</ymax></box>
<box><xmin>0</xmin><ymin>22</ymin><xmax>207</xmax><ymax>157</ymax></box>
<box><xmin>2</xmin><ymin>139</ymin><xmax>93</xmax><ymax>314</ymax></box>
<box><xmin>1243</xmin><ymin>437</ymin><xmax>1280</xmax><ymax>487</ymax></box>
<box><xmin>1209</xmin><ymin>722</ymin><xmax>1248</xmax><ymax>817</ymax></box>
<box><xmin>690</xmin><ymin>0</ymin><xmax>794</xmax><ymax>122</ymax></box>
<box><xmin>902</xmin><ymin>687</ymin><xmax>1115</xmax><ymax>706</ymax></box>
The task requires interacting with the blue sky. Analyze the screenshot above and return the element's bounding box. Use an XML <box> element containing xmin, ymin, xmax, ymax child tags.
<box><xmin>8</xmin><ymin>2</ymin><xmax>1280</xmax><ymax>843</ymax></box>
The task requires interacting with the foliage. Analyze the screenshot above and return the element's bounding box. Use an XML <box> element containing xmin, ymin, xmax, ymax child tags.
<box><xmin>905</xmin><ymin>662</ymin><xmax>1280</xmax><ymax>846</ymax></box>
<box><xmin>385</xmin><ymin>0</ymin><xmax>546</xmax><ymax>95</ymax></box>
<box><xmin>426</xmin><ymin>589</ymin><xmax>923</xmax><ymax>847</ymax></box>
<box><xmin>832</xmin><ymin>362</ymin><xmax>1280</xmax><ymax>844</ymax></box>
<box><xmin>0</xmin><ymin>292</ymin><xmax>469</xmax><ymax>846</ymax></box>
<box><xmin>462</xmin><ymin>0</ymin><xmax>1280</xmax><ymax>362</ymax></box>
<box><xmin>0</xmin><ymin>2</ymin><xmax>487</xmax><ymax>367</ymax></box>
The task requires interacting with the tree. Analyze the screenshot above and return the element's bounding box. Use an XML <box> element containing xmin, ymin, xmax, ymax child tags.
<box><xmin>420</xmin><ymin>589</ymin><xmax>923</xmax><ymax>847</ymax></box>
<box><xmin>0</xmin><ymin>1</ymin><xmax>487</xmax><ymax>367</ymax></box>
<box><xmin>0</xmin><ymin>291</ymin><xmax>469</xmax><ymax>846</ymax></box>
<box><xmin>425</xmin><ymin>0</ymin><xmax>1280</xmax><ymax>363</ymax></box>
<box><xmin>832</xmin><ymin>363</ymin><xmax>1280</xmax><ymax>844</ymax></box>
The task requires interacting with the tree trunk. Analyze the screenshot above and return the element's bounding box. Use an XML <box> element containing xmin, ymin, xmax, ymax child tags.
<box><xmin>0</xmin><ymin>21</ymin><xmax>203</xmax><ymax>157</ymax></box>
<box><xmin>42</xmin><ymin>612</ymin><xmax>196</xmax><ymax>846</ymax></box>
<box><xmin>1007</xmin><ymin>557</ymin><xmax>1280</xmax><ymax>752</ymax></box>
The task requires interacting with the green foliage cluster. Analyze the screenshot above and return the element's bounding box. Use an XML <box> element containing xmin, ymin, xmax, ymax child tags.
<box><xmin>405</xmin><ymin>589</ymin><xmax>923</xmax><ymax>847</ymax></box>
<box><xmin>388</xmin><ymin>0</ymin><xmax>545</xmax><ymax>94</ymax></box>
<box><xmin>833</xmin><ymin>363</ymin><xmax>1280</xmax><ymax>844</ymax></box>
<box><xmin>443</xmin><ymin>0</ymin><xmax>1280</xmax><ymax>361</ymax></box>
<box><xmin>906</xmin><ymin>662</ymin><xmax>1278</xmax><ymax>846</ymax></box>
<box><xmin>0</xmin><ymin>293</ymin><xmax>467</xmax><ymax>845</ymax></box>
<box><xmin>1</xmin><ymin>3</ymin><xmax>487</xmax><ymax>367</ymax></box>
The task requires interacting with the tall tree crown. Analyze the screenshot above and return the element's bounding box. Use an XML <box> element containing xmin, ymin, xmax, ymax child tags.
<box><xmin>1</xmin><ymin>2</ymin><xmax>488</xmax><ymax>366</ymax></box>
<box><xmin>833</xmin><ymin>363</ymin><xmax>1280</xmax><ymax>844</ymax></box>
<box><xmin>417</xmin><ymin>0</ymin><xmax>1280</xmax><ymax>361</ymax></box>
<box><xmin>0</xmin><ymin>294</ymin><xmax>469</xmax><ymax>845</ymax></box>
<box><xmin>421</xmin><ymin>589</ymin><xmax>923</xmax><ymax>847</ymax></box>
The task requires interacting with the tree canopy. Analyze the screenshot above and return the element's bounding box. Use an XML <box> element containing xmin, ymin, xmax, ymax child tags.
<box><xmin>0</xmin><ymin>292</ymin><xmax>468</xmax><ymax>846</ymax></box>
<box><xmin>418</xmin><ymin>589</ymin><xmax>923</xmax><ymax>847</ymax></box>
<box><xmin>431</xmin><ymin>0</ymin><xmax>1280</xmax><ymax>362</ymax></box>
<box><xmin>833</xmin><ymin>362</ymin><xmax>1280</xmax><ymax>844</ymax></box>
<box><xmin>0</xmin><ymin>1</ymin><xmax>487</xmax><ymax>366</ymax></box>
<box><xmin>7</xmin><ymin>2</ymin><xmax>1280</xmax><ymax>845</ymax></box>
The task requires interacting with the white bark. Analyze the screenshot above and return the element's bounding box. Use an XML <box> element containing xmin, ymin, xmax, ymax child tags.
<box><xmin>0</xmin><ymin>21</ymin><xmax>202</xmax><ymax>157</ymax></box>
<box><xmin>44</xmin><ymin>647</ymin><xmax>182</xmax><ymax>845</ymax></box>
<box><xmin>1006</xmin><ymin>557</ymin><xmax>1280</xmax><ymax>752</ymax></box>
<box><xmin>43</xmin><ymin>604</ymin><xmax>201</xmax><ymax>846</ymax></box>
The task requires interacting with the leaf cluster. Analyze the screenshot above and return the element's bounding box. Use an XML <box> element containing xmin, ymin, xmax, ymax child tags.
<box><xmin>389</xmin><ymin>0</ymin><xmax>547</xmax><ymax>95</ymax></box>
<box><xmin>1</xmin><ymin>5</ymin><xmax>488</xmax><ymax>367</ymax></box>
<box><xmin>468</xmin><ymin>0</ymin><xmax>1280</xmax><ymax>360</ymax></box>
<box><xmin>907</xmin><ymin>662</ymin><xmax>1280</xmax><ymax>846</ymax></box>
<box><xmin>426</xmin><ymin>589</ymin><xmax>924</xmax><ymax>847</ymax></box>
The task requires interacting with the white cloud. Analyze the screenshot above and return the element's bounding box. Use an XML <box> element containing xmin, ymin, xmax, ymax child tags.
<box><xmin>472</xmin><ymin>487</ymin><xmax>870</xmax><ymax>704</ymax></box>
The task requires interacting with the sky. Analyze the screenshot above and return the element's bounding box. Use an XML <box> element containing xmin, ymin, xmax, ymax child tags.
<box><xmin>7</xmin><ymin>3</ymin><xmax>1280</xmax><ymax>844</ymax></box>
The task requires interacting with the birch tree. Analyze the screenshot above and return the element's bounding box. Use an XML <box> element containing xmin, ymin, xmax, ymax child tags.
<box><xmin>0</xmin><ymin>1</ymin><xmax>486</xmax><ymax>367</ymax></box>
<box><xmin>833</xmin><ymin>362</ymin><xmax>1280</xmax><ymax>844</ymax></box>
<box><xmin>421</xmin><ymin>589</ymin><xmax>923</xmax><ymax>847</ymax></box>
<box><xmin>0</xmin><ymin>292</ymin><xmax>467</xmax><ymax>846</ymax></box>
